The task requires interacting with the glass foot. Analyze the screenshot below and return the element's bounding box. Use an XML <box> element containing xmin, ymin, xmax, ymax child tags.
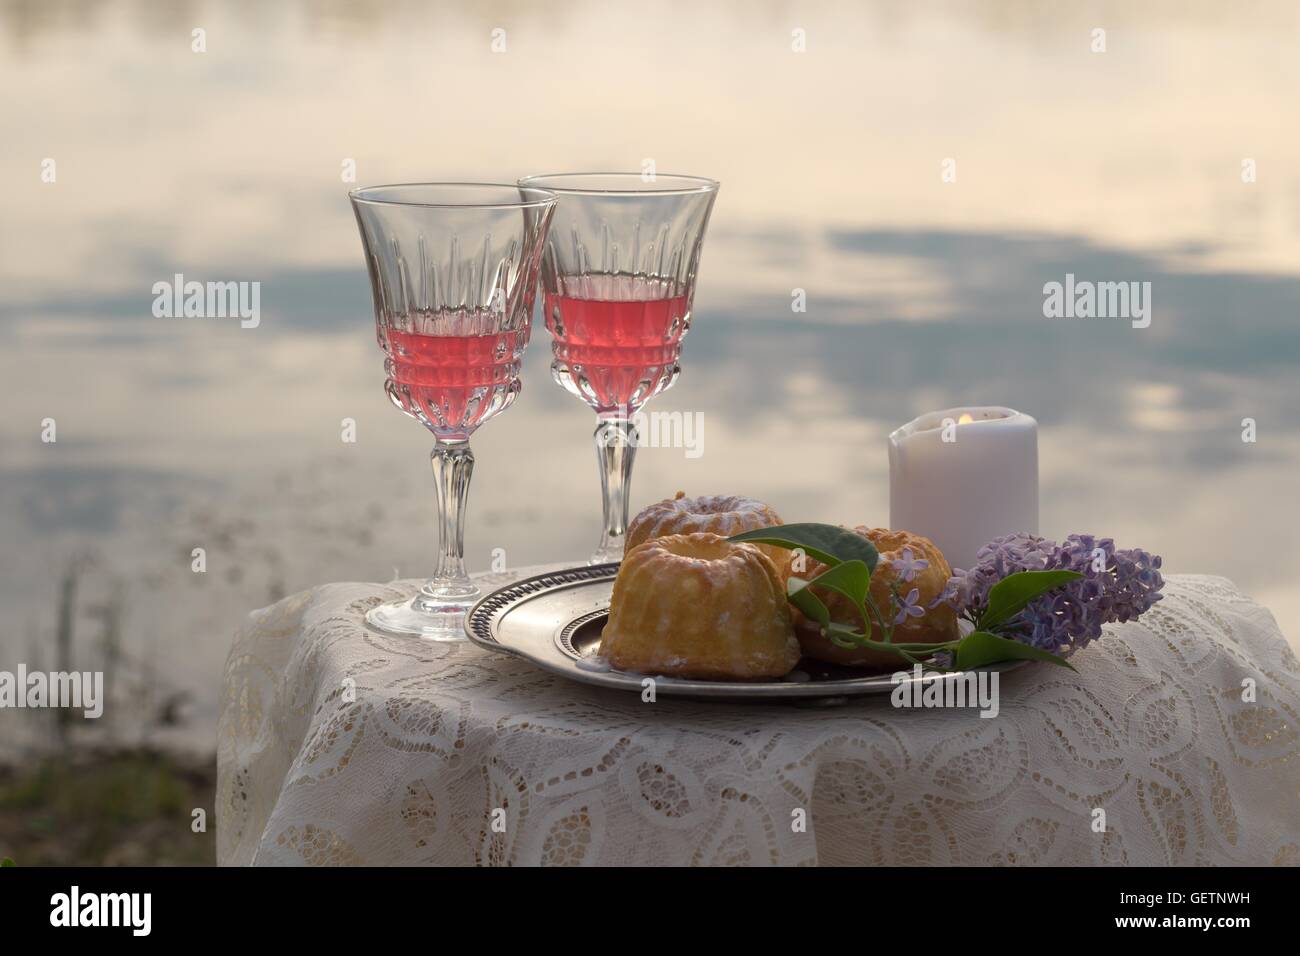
<box><xmin>588</xmin><ymin>543</ymin><xmax>624</xmax><ymax>566</ymax></box>
<box><xmin>365</xmin><ymin>584</ymin><xmax>480</xmax><ymax>641</ymax></box>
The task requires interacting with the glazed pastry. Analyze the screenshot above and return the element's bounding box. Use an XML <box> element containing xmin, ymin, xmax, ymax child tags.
<box><xmin>599</xmin><ymin>532</ymin><xmax>801</xmax><ymax>680</ymax></box>
<box><xmin>794</xmin><ymin>528</ymin><xmax>958</xmax><ymax>670</ymax></box>
<box><xmin>626</xmin><ymin>492</ymin><xmax>788</xmax><ymax>576</ymax></box>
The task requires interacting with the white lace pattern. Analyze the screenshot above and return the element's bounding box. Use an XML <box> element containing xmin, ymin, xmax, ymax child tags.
<box><xmin>217</xmin><ymin>571</ymin><xmax>1299</xmax><ymax>866</ymax></box>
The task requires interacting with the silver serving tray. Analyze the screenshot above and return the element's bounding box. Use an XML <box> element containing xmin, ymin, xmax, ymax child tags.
<box><xmin>465</xmin><ymin>563</ymin><xmax>1026</xmax><ymax>702</ymax></box>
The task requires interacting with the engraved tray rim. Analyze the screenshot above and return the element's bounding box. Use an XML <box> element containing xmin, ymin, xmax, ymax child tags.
<box><xmin>464</xmin><ymin>562</ymin><xmax>1026</xmax><ymax>702</ymax></box>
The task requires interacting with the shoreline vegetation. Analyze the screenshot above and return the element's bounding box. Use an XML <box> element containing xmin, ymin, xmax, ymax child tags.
<box><xmin>1</xmin><ymin>554</ymin><xmax>218</xmax><ymax>865</ymax></box>
<box><xmin>0</xmin><ymin>746</ymin><xmax>216</xmax><ymax>866</ymax></box>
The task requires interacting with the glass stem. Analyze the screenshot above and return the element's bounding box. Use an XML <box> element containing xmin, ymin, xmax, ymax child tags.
<box><xmin>422</xmin><ymin>440</ymin><xmax>476</xmax><ymax>598</ymax></box>
<box><xmin>591</xmin><ymin>417</ymin><xmax>638</xmax><ymax>564</ymax></box>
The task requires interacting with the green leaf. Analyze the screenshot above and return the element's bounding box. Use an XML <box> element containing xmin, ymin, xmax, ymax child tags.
<box><xmin>787</xmin><ymin>562</ymin><xmax>874</xmax><ymax>644</ymax></box>
<box><xmin>807</xmin><ymin>560</ymin><xmax>874</xmax><ymax>643</ymax></box>
<box><xmin>977</xmin><ymin>570</ymin><xmax>1084</xmax><ymax>632</ymax></box>
<box><xmin>805</xmin><ymin>559</ymin><xmax>872</xmax><ymax>608</ymax></box>
<box><xmin>786</xmin><ymin>576</ymin><xmax>829</xmax><ymax>626</ymax></box>
<box><xmin>729</xmin><ymin>523</ymin><xmax>878</xmax><ymax>573</ymax></box>
<box><xmin>825</xmin><ymin>622</ymin><xmax>871</xmax><ymax>649</ymax></box>
<box><xmin>0</xmin><ymin>857</ymin><xmax>14</xmax><ymax>867</ymax></box>
<box><xmin>954</xmin><ymin>630</ymin><xmax>1077</xmax><ymax>672</ymax></box>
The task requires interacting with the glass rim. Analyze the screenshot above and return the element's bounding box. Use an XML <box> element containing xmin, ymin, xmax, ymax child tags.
<box><xmin>517</xmin><ymin>172</ymin><xmax>719</xmax><ymax>196</ymax></box>
<box><xmin>349</xmin><ymin>182</ymin><xmax>558</xmax><ymax>210</ymax></box>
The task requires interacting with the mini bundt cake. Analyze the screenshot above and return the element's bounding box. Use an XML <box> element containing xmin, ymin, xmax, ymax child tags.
<box><xmin>626</xmin><ymin>492</ymin><xmax>788</xmax><ymax>576</ymax></box>
<box><xmin>794</xmin><ymin>528</ymin><xmax>959</xmax><ymax>670</ymax></box>
<box><xmin>599</xmin><ymin>532</ymin><xmax>801</xmax><ymax>680</ymax></box>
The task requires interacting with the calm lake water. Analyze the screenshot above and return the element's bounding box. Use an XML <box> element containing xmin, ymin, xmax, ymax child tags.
<box><xmin>2</xmin><ymin>0</ymin><xmax>1298</xmax><ymax>754</ymax></box>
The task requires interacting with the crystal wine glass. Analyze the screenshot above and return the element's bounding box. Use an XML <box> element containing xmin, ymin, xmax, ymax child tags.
<box><xmin>350</xmin><ymin>184</ymin><xmax>556</xmax><ymax>638</ymax></box>
<box><xmin>518</xmin><ymin>173</ymin><xmax>719</xmax><ymax>564</ymax></box>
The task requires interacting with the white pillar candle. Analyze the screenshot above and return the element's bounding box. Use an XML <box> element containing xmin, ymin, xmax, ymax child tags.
<box><xmin>888</xmin><ymin>406</ymin><xmax>1038</xmax><ymax>572</ymax></box>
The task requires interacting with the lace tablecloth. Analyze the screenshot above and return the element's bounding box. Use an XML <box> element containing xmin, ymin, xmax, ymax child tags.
<box><xmin>217</xmin><ymin>569</ymin><xmax>1299</xmax><ymax>866</ymax></box>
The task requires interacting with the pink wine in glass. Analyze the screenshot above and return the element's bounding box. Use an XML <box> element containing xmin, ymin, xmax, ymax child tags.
<box><xmin>544</xmin><ymin>274</ymin><xmax>690</xmax><ymax>414</ymax></box>
<box><xmin>350</xmin><ymin>182</ymin><xmax>555</xmax><ymax>639</ymax></box>
<box><xmin>383</xmin><ymin>319</ymin><xmax>527</xmax><ymax>441</ymax></box>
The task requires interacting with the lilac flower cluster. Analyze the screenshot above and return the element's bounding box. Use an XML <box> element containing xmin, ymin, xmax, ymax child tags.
<box><xmin>950</xmin><ymin>532</ymin><xmax>1165</xmax><ymax>655</ymax></box>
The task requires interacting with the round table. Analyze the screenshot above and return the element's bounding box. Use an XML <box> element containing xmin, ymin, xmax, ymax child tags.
<box><xmin>217</xmin><ymin>567</ymin><xmax>1299</xmax><ymax>866</ymax></box>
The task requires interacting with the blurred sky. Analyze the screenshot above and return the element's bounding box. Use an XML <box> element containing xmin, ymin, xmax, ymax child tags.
<box><xmin>1</xmin><ymin>0</ymin><xmax>1297</xmax><ymax>752</ymax></box>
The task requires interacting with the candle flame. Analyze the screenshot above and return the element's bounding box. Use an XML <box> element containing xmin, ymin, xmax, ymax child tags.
<box><xmin>957</xmin><ymin>413</ymin><xmax>974</xmax><ymax>424</ymax></box>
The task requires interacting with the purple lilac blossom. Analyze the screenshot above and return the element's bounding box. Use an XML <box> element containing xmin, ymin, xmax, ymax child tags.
<box><xmin>893</xmin><ymin>587</ymin><xmax>925</xmax><ymax>624</ymax></box>
<box><xmin>947</xmin><ymin>532</ymin><xmax>1164</xmax><ymax>656</ymax></box>
<box><xmin>890</xmin><ymin>547</ymin><xmax>929</xmax><ymax>583</ymax></box>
